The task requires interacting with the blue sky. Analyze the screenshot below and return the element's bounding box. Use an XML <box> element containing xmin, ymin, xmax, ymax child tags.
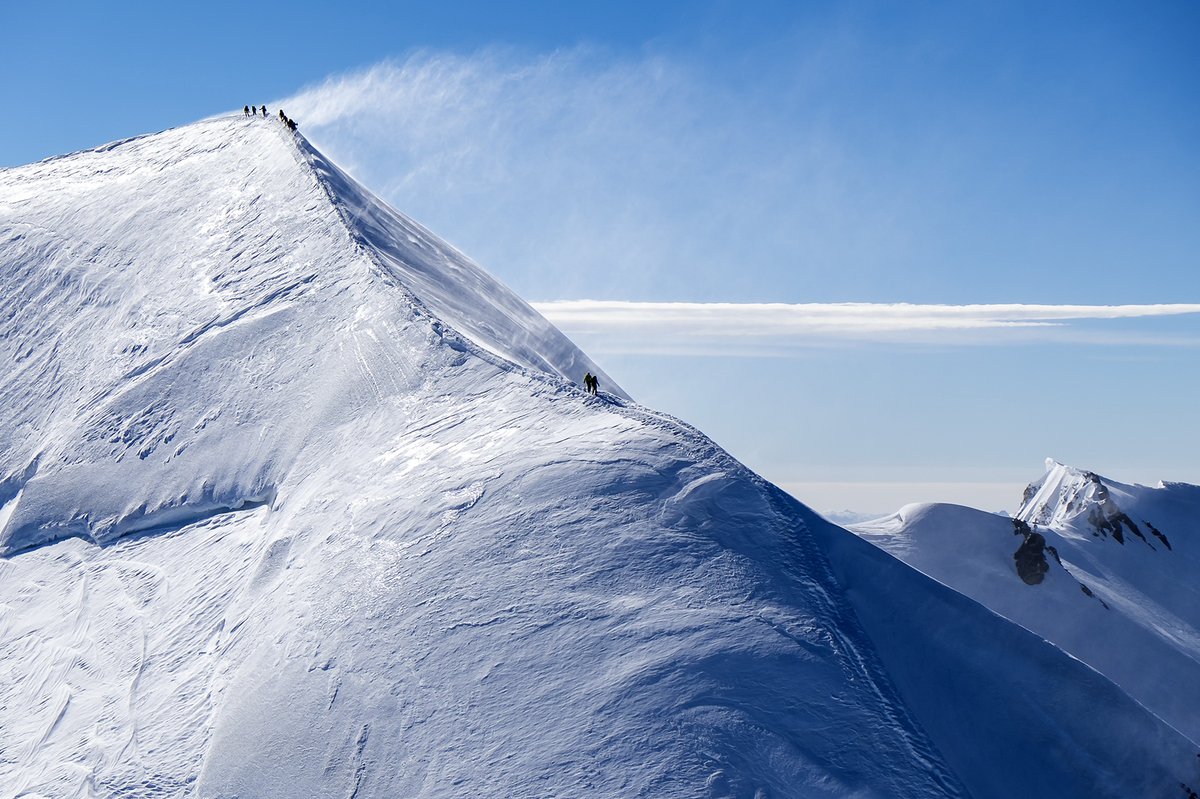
<box><xmin>4</xmin><ymin>1</ymin><xmax>1198</xmax><ymax>514</ymax></box>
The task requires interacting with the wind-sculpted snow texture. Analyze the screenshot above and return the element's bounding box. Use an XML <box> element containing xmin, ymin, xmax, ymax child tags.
<box><xmin>0</xmin><ymin>119</ymin><xmax>1194</xmax><ymax>798</ymax></box>
<box><xmin>853</xmin><ymin>460</ymin><xmax>1200</xmax><ymax>747</ymax></box>
<box><xmin>0</xmin><ymin>117</ymin><xmax>623</xmax><ymax>557</ymax></box>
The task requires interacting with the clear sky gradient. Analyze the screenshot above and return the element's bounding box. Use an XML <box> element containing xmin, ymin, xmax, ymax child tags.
<box><xmin>4</xmin><ymin>1</ymin><xmax>1198</xmax><ymax>515</ymax></box>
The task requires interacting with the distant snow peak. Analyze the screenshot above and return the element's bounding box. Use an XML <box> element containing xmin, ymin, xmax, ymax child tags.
<box><xmin>821</xmin><ymin>508</ymin><xmax>886</xmax><ymax>526</ymax></box>
<box><xmin>848</xmin><ymin>462</ymin><xmax>1200</xmax><ymax>750</ymax></box>
<box><xmin>1017</xmin><ymin>459</ymin><xmax>1171</xmax><ymax>551</ymax></box>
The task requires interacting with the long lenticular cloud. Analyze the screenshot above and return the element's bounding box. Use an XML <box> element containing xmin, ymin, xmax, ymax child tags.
<box><xmin>531</xmin><ymin>301</ymin><xmax>1200</xmax><ymax>351</ymax></box>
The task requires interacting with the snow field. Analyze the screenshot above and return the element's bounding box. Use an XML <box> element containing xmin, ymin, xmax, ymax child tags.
<box><xmin>0</xmin><ymin>116</ymin><xmax>1196</xmax><ymax>797</ymax></box>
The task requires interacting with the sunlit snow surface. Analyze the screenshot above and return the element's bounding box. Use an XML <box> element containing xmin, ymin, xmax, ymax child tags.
<box><xmin>853</xmin><ymin>460</ymin><xmax>1200</xmax><ymax>744</ymax></box>
<box><xmin>0</xmin><ymin>118</ymin><xmax>1194</xmax><ymax>798</ymax></box>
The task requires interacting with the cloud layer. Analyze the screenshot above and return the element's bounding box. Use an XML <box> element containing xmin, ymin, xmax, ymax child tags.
<box><xmin>532</xmin><ymin>300</ymin><xmax>1200</xmax><ymax>352</ymax></box>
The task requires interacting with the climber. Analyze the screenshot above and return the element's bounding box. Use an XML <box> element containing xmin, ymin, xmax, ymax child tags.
<box><xmin>244</xmin><ymin>105</ymin><xmax>250</xmax><ymax>116</ymax></box>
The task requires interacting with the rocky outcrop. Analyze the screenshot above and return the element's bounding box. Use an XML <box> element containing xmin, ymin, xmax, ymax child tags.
<box><xmin>1020</xmin><ymin>462</ymin><xmax>1172</xmax><ymax>551</ymax></box>
<box><xmin>1147</xmin><ymin>521</ymin><xmax>1173</xmax><ymax>551</ymax></box>
<box><xmin>1082</xmin><ymin>474</ymin><xmax>1148</xmax><ymax>545</ymax></box>
<box><xmin>1079</xmin><ymin>583</ymin><xmax>1109</xmax><ymax>610</ymax></box>
<box><xmin>1012</xmin><ymin>519</ymin><xmax>1050</xmax><ymax>585</ymax></box>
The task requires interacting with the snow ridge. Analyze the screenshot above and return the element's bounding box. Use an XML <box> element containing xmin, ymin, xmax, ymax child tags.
<box><xmin>0</xmin><ymin>116</ymin><xmax>619</xmax><ymax>556</ymax></box>
<box><xmin>0</xmin><ymin>117</ymin><xmax>1196</xmax><ymax>798</ymax></box>
<box><xmin>290</xmin><ymin>123</ymin><xmax>628</xmax><ymax>399</ymax></box>
<box><xmin>853</xmin><ymin>459</ymin><xmax>1200</xmax><ymax>751</ymax></box>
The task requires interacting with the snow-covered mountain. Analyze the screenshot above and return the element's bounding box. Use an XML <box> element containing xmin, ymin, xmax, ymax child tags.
<box><xmin>0</xmin><ymin>117</ymin><xmax>1195</xmax><ymax>798</ymax></box>
<box><xmin>853</xmin><ymin>459</ymin><xmax>1200</xmax><ymax>746</ymax></box>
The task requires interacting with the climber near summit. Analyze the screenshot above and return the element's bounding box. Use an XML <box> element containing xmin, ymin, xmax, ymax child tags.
<box><xmin>583</xmin><ymin>373</ymin><xmax>599</xmax><ymax>396</ymax></box>
<box><xmin>244</xmin><ymin>105</ymin><xmax>250</xmax><ymax>116</ymax></box>
<box><xmin>260</xmin><ymin>105</ymin><xmax>267</xmax><ymax>116</ymax></box>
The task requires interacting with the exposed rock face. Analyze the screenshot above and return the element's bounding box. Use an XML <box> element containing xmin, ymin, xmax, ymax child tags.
<box><xmin>1009</xmin><ymin>517</ymin><xmax>1108</xmax><ymax>604</ymax></box>
<box><xmin>1081</xmin><ymin>475</ymin><xmax>1148</xmax><ymax>544</ymax></box>
<box><xmin>1147</xmin><ymin>521</ymin><xmax>1173</xmax><ymax>550</ymax></box>
<box><xmin>1012</xmin><ymin>519</ymin><xmax>1049</xmax><ymax>585</ymax></box>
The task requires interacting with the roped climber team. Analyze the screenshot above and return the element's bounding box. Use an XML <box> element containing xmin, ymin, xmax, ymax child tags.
<box><xmin>246</xmin><ymin>100</ymin><xmax>602</xmax><ymax>402</ymax></box>
<box><xmin>244</xmin><ymin>103</ymin><xmax>297</xmax><ymax>130</ymax></box>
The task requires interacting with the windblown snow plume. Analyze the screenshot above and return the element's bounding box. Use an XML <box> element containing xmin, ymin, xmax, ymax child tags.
<box><xmin>0</xmin><ymin>118</ymin><xmax>1194</xmax><ymax>798</ymax></box>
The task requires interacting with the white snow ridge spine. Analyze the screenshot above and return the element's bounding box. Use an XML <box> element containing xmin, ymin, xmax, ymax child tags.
<box><xmin>0</xmin><ymin>117</ymin><xmax>1194</xmax><ymax>798</ymax></box>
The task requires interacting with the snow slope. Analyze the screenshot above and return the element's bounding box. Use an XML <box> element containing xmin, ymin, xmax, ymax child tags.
<box><xmin>0</xmin><ymin>116</ymin><xmax>624</xmax><ymax>557</ymax></box>
<box><xmin>0</xmin><ymin>118</ymin><xmax>1196</xmax><ymax>798</ymax></box>
<box><xmin>853</xmin><ymin>459</ymin><xmax>1200</xmax><ymax>746</ymax></box>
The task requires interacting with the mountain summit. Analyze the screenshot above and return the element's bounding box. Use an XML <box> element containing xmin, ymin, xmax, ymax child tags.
<box><xmin>0</xmin><ymin>118</ymin><xmax>1193</xmax><ymax>798</ymax></box>
<box><xmin>0</xmin><ymin>115</ymin><xmax>621</xmax><ymax>556</ymax></box>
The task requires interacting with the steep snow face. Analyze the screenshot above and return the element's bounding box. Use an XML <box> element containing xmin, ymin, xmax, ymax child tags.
<box><xmin>0</xmin><ymin>117</ymin><xmax>621</xmax><ymax>555</ymax></box>
<box><xmin>853</xmin><ymin>461</ymin><xmax>1200</xmax><ymax>745</ymax></box>
<box><xmin>0</xmin><ymin>118</ymin><xmax>966</xmax><ymax>798</ymax></box>
<box><xmin>299</xmin><ymin>136</ymin><xmax>620</xmax><ymax>391</ymax></box>
<box><xmin>1</xmin><ymin>119</ymin><xmax>1196</xmax><ymax>798</ymax></box>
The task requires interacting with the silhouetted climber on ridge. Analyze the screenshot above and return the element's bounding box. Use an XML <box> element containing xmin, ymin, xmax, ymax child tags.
<box><xmin>260</xmin><ymin>105</ymin><xmax>267</xmax><ymax>116</ymax></box>
<box><xmin>583</xmin><ymin>373</ymin><xmax>598</xmax><ymax>395</ymax></box>
<box><xmin>244</xmin><ymin>105</ymin><xmax>250</xmax><ymax>116</ymax></box>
